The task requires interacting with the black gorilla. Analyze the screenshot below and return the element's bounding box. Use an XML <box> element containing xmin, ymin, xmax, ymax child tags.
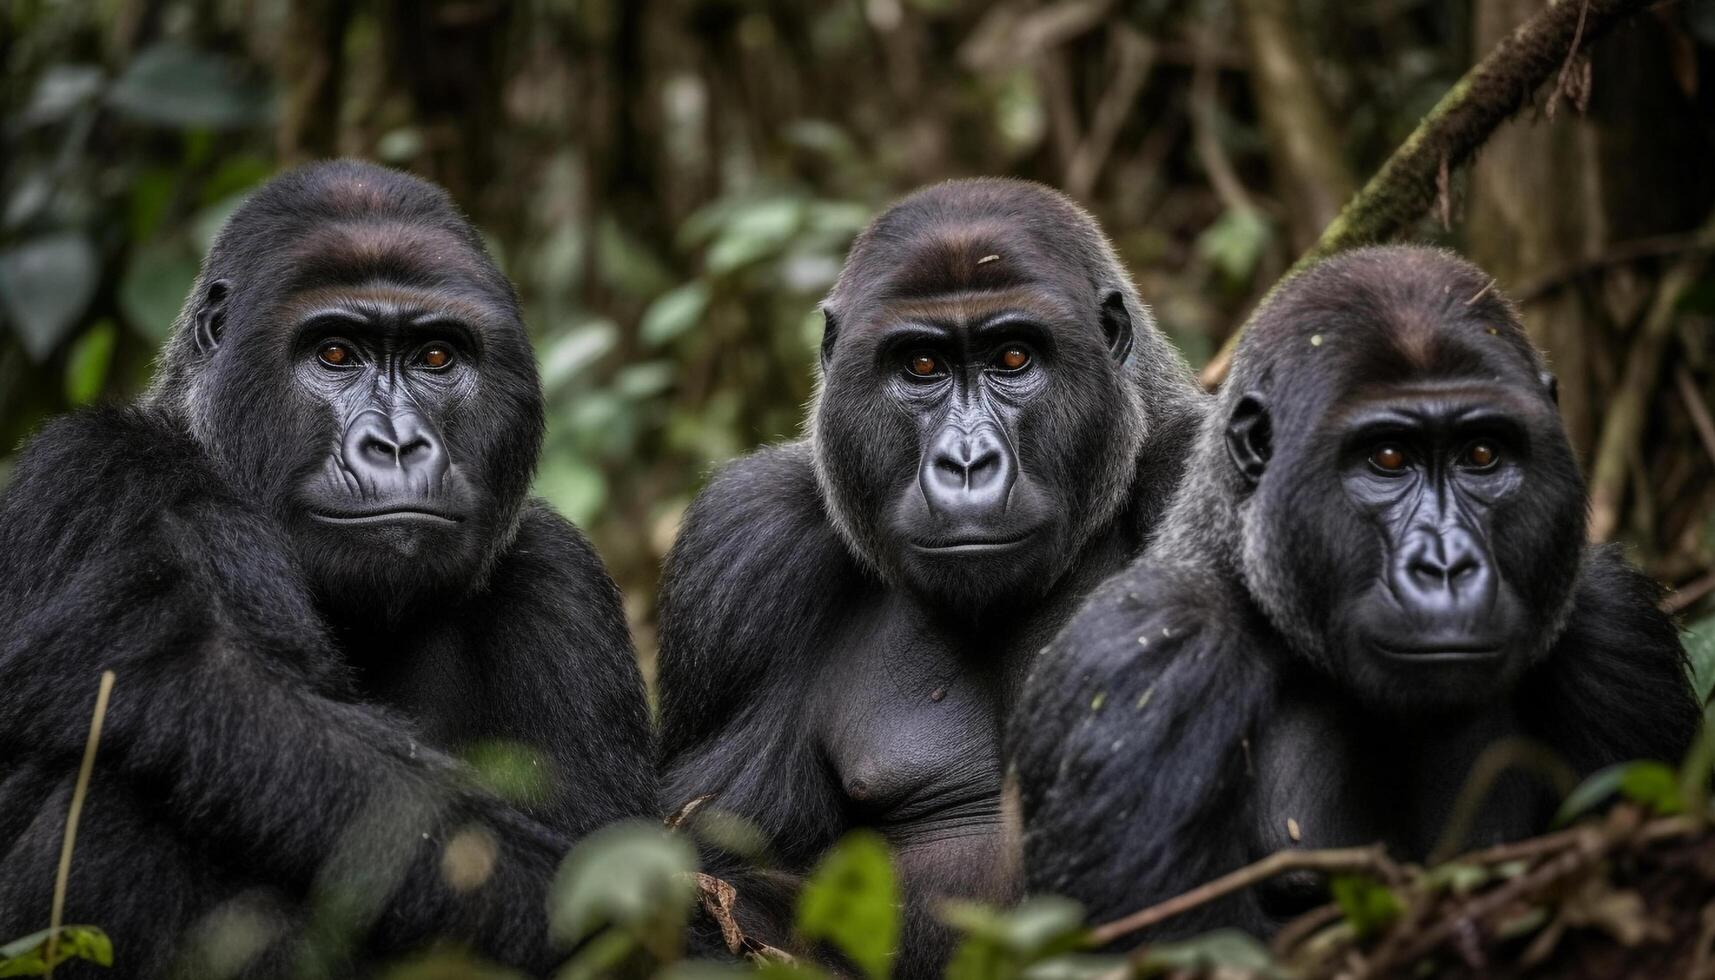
<box><xmin>0</xmin><ymin>161</ymin><xmax>654</xmax><ymax>976</ymax></box>
<box><xmin>656</xmin><ymin>179</ymin><xmax>1206</xmax><ymax>973</ymax></box>
<box><xmin>1014</xmin><ymin>245</ymin><xmax>1699</xmax><ymax>940</ymax></box>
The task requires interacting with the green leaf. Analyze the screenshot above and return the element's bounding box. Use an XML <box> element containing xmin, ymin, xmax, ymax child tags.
<box><xmin>1618</xmin><ymin>761</ymin><xmax>1684</xmax><ymax>815</ymax></box>
<box><xmin>943</xmin><ymin>897</ymin><xmax>1088</xmax><ymax>980</ymax></box>
<box><xmin>20</xmin><ymin>64</ymin><xmax>105</xmax><ymax>125</ymax></box>
<box><xmin>1136</xmin><ymin>929</ymin><xmax>1280</xmax><ymax>978</ymax></box>
<box><xmin>538</xmin><ymin>319</ymin><xmax>618</xmax><ymax>393</ymax></box>
<box><xmin>548</xmin><ymin>821</ymin><xmax>699</xmax><ymax>949</ymax></box>
<box><xmin>1330</xmin><ymin>874</ymin><xmax>1401</xmax><ymax>938</ymax></box>
<box><xmin>459</xmin><ymin>740</ymin><xmax>553</xmax><ymax>807</ymax></box>
<box><xmin>534</xmin><ymin>457</ymin><xmax>607</xmax><ymax>528</ymax></box>
<box><xmin>0</xmin><ymin>232</ymin><xmax>100</xmax><ymax>361</ymax></box>
<box><xmin>107</xmin><ymin>42</ymin><xmax>272</xmax><ymax>129</ymax></box>
<box><xmin>795</xmin><ymin>830</ymin><xmax>898</xmax><ymax>980</ymax></box>
<box><xmin>639</xmin><ymin>283</ymin><xmax>710</xmax><ymax>348</ymax></box>
<box><xmin>1196</xmin><ymin>208</ymin><xmax>1272</xmax><ymax>285</ymax></box>
<box><xmin>1684</xmin><ymin>615</ymin><xmax>1715</xmax><ymax>707</ymax></box>
<box><xmin>118</xmin><ymin>241</ymin><xmax>199</xmax><ymax>343</ymax></box>
<box><xmin>0</xmin><ymin>925</ymin><xmax>113</xmax><ymax>976</ymax></box>
<box><xmin>706</xmin><ymin>199</ymin><xmax>805</xmax><ymax>275</ymax></box>
<box><xmin>1558</xmin><ymin>762</ymin><xmax>1628</xmax><ymax>825</ymax></box>
<box><xmin>65</xmin><ymin>319</ymin><xmax>118</xmax><ymax>405</ymax></box>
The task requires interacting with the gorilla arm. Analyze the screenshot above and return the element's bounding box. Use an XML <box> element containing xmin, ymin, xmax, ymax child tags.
<box><xmin>656</xmin><ymin>442</ymin><xmax>856</xmax><ymax>948</ymax></box>
<box><xmin>1012</xmin><ymin>564</ymin><xmax>1279</xmax><ymax>943</ymax></box>
<box><xmin>451</xmin><ymin>501</ymin><xmax>657</xmax><ymax>838</ymax></box>
<box><xmin>0</xmin><ymin>409</ymin><xmax>565</xmax><ymax>966</ymax></box>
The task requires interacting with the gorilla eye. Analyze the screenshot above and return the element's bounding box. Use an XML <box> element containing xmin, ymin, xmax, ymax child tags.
<box><xmin>993</xmin><ymin>346</ymin><xmax>1031</xmax><ymax>372</ymax></box>
<box><xmin>1465</xmin><ymin>442</ymin><xmax>1499</xmax><ymax>468</ymax></box>
<box><xmin>1370</xmin><ymin>445</ymin><xmax>1408</xmax><ymax>473</ymax></box>
<box><xmin>419</xmin><ymin>344</ymin><xmax>454</xmax><ymax>370</ymax></box>
<box><xmin>906</xmin><ymin>353</ymin><xmax>944</xmax><ymax>378</ymax></box>
<box><xmin>317</xmin><ymin>342</ymin><xmax>354</xmax><ymax>367</ymax></box>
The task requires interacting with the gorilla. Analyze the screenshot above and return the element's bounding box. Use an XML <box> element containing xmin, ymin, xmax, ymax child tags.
<box><xmin>0</xmin><ymin>161</ymin><xmax>654</xmax><ymax>977</ymax></box>
<box><xmin>1013</xmin><ymin>245</ymin><xmax>1700</xmax><ymax>941</ymax></box>
<box><xmin>656</xmin><ymin>179</ymin><xmax>1206</xmax><ymax>973</ymax></box>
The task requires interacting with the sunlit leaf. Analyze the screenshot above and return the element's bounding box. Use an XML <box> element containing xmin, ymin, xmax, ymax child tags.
<box><xmin>1618</xmin><ymin>761</ymin><xmax>1683</xmax><ymax>815</ymax></box>
<box><xmin>1330</xmin><ymin>874</ymin><xmax>1401</xmax><ymax>938</ymax></box>
<box><xmin>1136</xmin><ymin>929</ymin><xmax>1280</xmax><ymax>978</ymax></box>
<box><xmin>21</xmin><ymin>64</ymin><xmax>105</xmax><ymax>125</ymax></box>
<box><xmin>65</xmin><ymin>319</ymin><xmax>118</xmax><ymax>405</ymax></box>
<box><xmin>118</xmin><ymin>241</ymin><xmax>199</xmax><ymax>343</ymax></box>
<box><xmin>640</xmin><ymin>283</ymin><xmax>710</xmax><ymax>348</ymax></box>
<box><xmin>1197</xmin><ymin>208</ymin><xmax>1272</xmax><ymax>285</ymax></box>
<box><xmin>107</xmin><ymin>42</ymin><xmax>272</xmax><ymax>129</ymax></box>
<box><xmin>535</xmin><ymin>457</ymin><xmax>607</xmax><ymax>528</ymax></box>
<box><xmin>0</xmin><ymin>925</ymin><xmax>113</xmax><ymax>976</ymax></box>
<box><xmin>795</xmin><ymin>830</ymin><xmax>897</xmax><ymax>980</ymax></box>
<box><xmin>548</xmin><ymin>821</ymin><xmax>699</xmax><ymax>949</ymax></box>
<box><xmin>538</xmin><ymin>320</ymin><xmax>619</xmax><ymax>393</ymax></box>
<box><xmin>944</xmin><ymin>896</ymin><xmax>1087</xmax><ymax>980</ymax></box>
<box><xmin>0</xmin><ymin>232</ymin><xmax>100</xmax><ymax>361</ymax></box>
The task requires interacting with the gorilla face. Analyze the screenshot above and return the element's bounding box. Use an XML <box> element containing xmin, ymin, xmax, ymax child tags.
<box><xmin>1228</xmin><ymin>253</ymin><xmax>1585</xmax><ymax>711</ymax></box>
<box><xmin>170</xmin><ymin>175</ymin><xmax>544</xmax><ymax>615</ymax></box>
<box><xmin>814</xmin><ymin>210</ymin><xmax>1145</xmax><ymax>612</ymax></box>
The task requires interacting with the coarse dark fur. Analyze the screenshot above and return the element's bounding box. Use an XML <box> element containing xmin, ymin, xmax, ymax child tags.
<box><xmin>0</xmin><ymin>161</ymin><xmax>655</xmax><ymax>977</ymax></box>
<box><xmin>656</xmin><ymin>179</ymin><xmax>1207</xmax><ymax>975</ymax></box>
<box><xmin>1013</xmin><ymin>246</ymin><xmax>1700</xmax><ymax>941</ymax></box>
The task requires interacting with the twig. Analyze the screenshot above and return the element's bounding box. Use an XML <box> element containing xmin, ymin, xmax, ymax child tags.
<box><xmin>1065</xmin><ymin>28</ymin><xmax>1155</xmax><ymax>200</ymax></box>
<box><xmin>1087</xmin><ymin>844</ymin><xmax>1401</xmax><ymax>946</ymax></box>
<box><xmin>1201</xmin><ymin>0</ymin><xmax>1658</xmax><ymax>388</ymax></box>
<box><xmin>1668</xmin><ymin>570</ymin><xmax>1715</xmax><ymax>616</ymax></box>
<box><xmin>1588</xmin><ymin>219</ymin><xmax>1715</xmax><ymax>541</ymax></box>
<box><xmin>45</xmin><ymin>670</ymin><xmax>115</xmax><ymax>978</ymax></box>
<box><xmin>1677</xmin><ymin>365</ymin><xmax>1715</xmax><ymax>471</ymax></box>
<box><xmin>1190</xmin><ymin>27</ymin><xmax>1259</xmax><ymax>219</ymax></box>
<box><xmin>1513</xmin><ymin>232</ymin><xmax>1715</xmax><ymax>304</ymax></box>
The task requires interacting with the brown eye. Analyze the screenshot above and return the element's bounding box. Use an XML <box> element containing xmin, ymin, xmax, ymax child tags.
<box><xmin>995</xmin><ymin>346</ymin><xmax>1031</xmax><ymax>371</ymax></box>
<box><xmin>317</xmin><ymin>342</ymin><xmax>352</xmax><ymax>367</ymax></box>
<box><xmin>1466</xmin><ymin>442</ymin><xmax>1498</xmax><ymax>468</ymax></box>
<box><xmin>420</xmin><ymin>344</ymin><xmax>454</xmax><ymax>369</ymax></box>
<box><xmin>907</xmin><ymin>353</ymin><xmax>942</xmax><ymax>378</ymax></box>
<box><xmin>1371</xmin><ymin>445</ymin><xmax>1407</xmax><ymax>472</ymax></box>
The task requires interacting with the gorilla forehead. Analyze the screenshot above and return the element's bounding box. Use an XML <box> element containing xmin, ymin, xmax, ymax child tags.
<box><xmin>275</xmin><ymin>222</ymin><xmax>518</xmax><ymax>315</ymax></box>
<box><xmin>830</xmin><ymin>179</ymin><xmax>1114</xmax><ymax>314</ymax></box>
<box><xmin>1235</xmin><ymin>246</ymin><xmax>1545</xmax><ymax>408</ymax></box>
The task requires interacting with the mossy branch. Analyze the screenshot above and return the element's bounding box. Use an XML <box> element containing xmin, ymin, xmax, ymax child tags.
<box><xmin>1201</xmin><ymin>0</ymin><xmax>1656</xmax><ymax>387</ymax></box>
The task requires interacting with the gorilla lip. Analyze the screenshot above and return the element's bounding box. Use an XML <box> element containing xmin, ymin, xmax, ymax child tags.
<box><xmin>1374</xmin><ymin>642</ymin><xmax>1503</xmax><ymax>663</ymax></box>
<box><xmin>909</xmin><ymin>532</ymin><xmax>1037</xmax><ymax>554</ymax></box>
<box><xmin>311</xmin><ymin>509</ymin><xmax>463</xmax><ymax>526</ymax></box>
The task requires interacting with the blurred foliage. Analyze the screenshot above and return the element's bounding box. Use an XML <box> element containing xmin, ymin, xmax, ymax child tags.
<box><xmin>4</xmin><ymin>1</ymin><xmax>1715</xmax><ymax>659</ymax></box>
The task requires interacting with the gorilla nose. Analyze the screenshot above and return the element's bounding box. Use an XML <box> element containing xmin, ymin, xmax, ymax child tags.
<box><xmin>921</xmin><ymin>425</ymin><xmax>1015</xmax><ymax>519</ymax></box>
<box><xmin>344</xmin><ymin>411</ymin><xmax>449</xmax><ymax>489</ymax></box>
<box><xmin>1397</xmin><ymin>526</ymin><xmax>1494</xmax><ymax>611</ymax></box>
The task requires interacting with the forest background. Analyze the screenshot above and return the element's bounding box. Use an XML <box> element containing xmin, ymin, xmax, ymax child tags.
<box><xmin>5</xmin><ymin>0</ymin><xmax>1715</xmax><ymax>678</ymax></box>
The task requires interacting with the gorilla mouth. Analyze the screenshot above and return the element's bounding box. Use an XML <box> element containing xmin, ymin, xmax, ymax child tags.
<box><xmin>909</xmin><ymin>532</ymin><xmax>1037</xmax><ymax>555</ymax></box>
<box><xmin>311</xmin><ymin>509</ymin><xmax>464</xmax><ymax>526</ymax></box>
<box><xmin>1375</xmin><ymin>641</ymin><xmax>1503</xmax><ymax>663</ymax></box>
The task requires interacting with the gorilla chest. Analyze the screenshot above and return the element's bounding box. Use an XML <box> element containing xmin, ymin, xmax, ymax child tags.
<box><xmin>1248</xmin><ymin>695</ymin><xmax>1542</xmax><ymax>879</ymax></box>
<box><xmin>813</xmin><ymin>615</ymin><xmax>1009</xmax><ymax>833</ymax></box>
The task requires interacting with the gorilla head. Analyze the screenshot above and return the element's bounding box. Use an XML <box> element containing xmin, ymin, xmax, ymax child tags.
<box><xmin>1178</xmin><ymin>246</ymin><xmax>1583</xmax><ymax>709</ymax></box>
<box><xmin>812</xmin><ymin>179</ymin><xmax>1187</xmax><ymax>610</ymax></box>
<box><xmin>148</xmin><ymin>161</ymin><xmax>543</xmax><ymax>614</ymax></box>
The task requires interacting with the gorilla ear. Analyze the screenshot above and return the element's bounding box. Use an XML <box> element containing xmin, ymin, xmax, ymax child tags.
<box><xmin>1224</xmin><ymin>393</ymin><xmax>1272</xmax><ymax>485</ymax></box>
<box><xmin>819</xmin><ymin>306</ymin><xmax>840</xmax><ymax>371</ymax></box>
<box><xmin>193</xmin><ymin>279</ymin><xmax>233</xmax><ymax>354</ymax></box>
<box><xmin>1540</xmin><ymin>371</ymin><xmax>1559</xmax><ymax>405</ymax></box>
<box><xmin>1099</xmin><ymin>291</ymin><xmax>1135</xmax><ymax>364</ymax></box>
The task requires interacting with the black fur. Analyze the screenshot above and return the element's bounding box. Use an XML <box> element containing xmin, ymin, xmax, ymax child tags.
<box><xmin>0</xmin><ymin>161</ymin><xmax>654</xmax><ymax>977</ymax></box>
<box><xmin>656</xmin><ymin>179</ymin><xmax>1206</xmax><ymax>975</ymax></box>
<box><xmin>1014</xmin><ymin>246</ymin><xmax>1699</xmax><ymax>941</ymax></box>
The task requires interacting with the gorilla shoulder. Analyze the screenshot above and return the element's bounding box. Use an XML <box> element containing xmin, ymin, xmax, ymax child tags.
<box><xmin>656</xmin><ymin>440</ymin><xmax>862</xmax><ymax>745</ymax></box>
<box><xmin>1015</xmin><ymin>564</ymin><xmax>1277</xmax><ymax>922</ymax></box>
